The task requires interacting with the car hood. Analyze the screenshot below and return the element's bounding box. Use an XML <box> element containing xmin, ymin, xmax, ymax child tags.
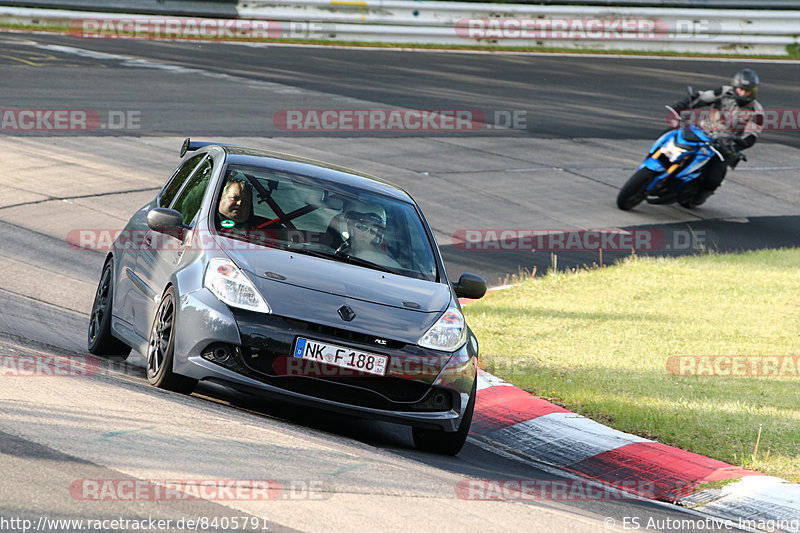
<box><xmin>216</xmin><ymin>239</ymin><xmax>452</xmax><ymax>343</ymax></box>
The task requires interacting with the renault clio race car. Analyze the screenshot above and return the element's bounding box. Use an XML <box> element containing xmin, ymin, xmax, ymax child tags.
<box><xmin>88</xmin><ymin>139</ymin><xmax>487</xmax><ymax>455</ymax></box>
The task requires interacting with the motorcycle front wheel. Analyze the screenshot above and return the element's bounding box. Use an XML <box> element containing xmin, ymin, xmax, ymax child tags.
<box><xmin>617</xmin><ymin>168</ymin><xmax>658</xmax><ymax>210</ymax></box>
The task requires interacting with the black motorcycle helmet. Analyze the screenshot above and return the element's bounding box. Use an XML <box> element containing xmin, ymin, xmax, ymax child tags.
<box><xmin>731</xmin><ymin>69</ymin><xmax>760</xmax><ymax>105</ymax></box>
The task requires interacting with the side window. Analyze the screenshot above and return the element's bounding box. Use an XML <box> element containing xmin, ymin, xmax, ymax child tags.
<box><xmin>159</xmin><ymin>153</ymin><xmax>205</xmax><ymax>208</ymax></box>
<box><xmin>172</xmin><ymin>158</ymin><xmax>213</xmax><ymax>225</ymax></box>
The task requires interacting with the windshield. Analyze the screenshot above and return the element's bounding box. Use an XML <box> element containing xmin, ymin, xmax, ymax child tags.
<box><xmin>212</xmin><ymin>164</ymin><xmax>439</xmax><ymax>281</ymax></box>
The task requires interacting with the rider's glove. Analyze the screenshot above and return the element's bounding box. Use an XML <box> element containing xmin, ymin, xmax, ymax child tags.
<box><xmin>733</xmin><ymin>135</ymin><xmax>756</xmax><ymax>150</ymax></box>
<box><xmin>719</xmin><ymin>141</ymin><xmax>747</xmax><ymax>169</ymax></box>
<box><xmin>717</xmin><ymin>142</ymin><xmax>736</xmax><ymax>160</ymax></box>
<box><xmin>670</xmin><ymin>93</ymin><xmax>699</xmax><ymax>112</ymax></box>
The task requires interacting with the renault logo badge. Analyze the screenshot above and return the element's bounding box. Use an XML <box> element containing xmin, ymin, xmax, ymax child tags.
<box><xmin>338</xmin><ymin>305</ymin><xmax>356</xmax><ymax>322</ymax></box>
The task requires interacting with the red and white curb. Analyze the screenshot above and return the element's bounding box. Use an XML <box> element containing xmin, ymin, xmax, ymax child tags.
<box><xmin>469</xmin><ymin>370</ymin><xmax>799</xmax><ymax>532</ymax></box>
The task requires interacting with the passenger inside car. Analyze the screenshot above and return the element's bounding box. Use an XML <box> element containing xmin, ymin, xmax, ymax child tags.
<box><xmin>340</xmin><ymin>203</ymin><xmax>402</xmax><ymax>269</ymax></box>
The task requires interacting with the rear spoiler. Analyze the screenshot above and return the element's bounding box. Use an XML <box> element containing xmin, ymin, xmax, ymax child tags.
<box><xmin>180</xmin><ymin>137</ymin><xmax>234</xmax><ymax>157</ymax></box>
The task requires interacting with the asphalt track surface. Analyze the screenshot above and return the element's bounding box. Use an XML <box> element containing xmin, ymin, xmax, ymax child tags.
<box><xmin>0</xmin><ymin>31</ymin><xmax>797</xmax><ymax>532</ymax></box>
<box><xmin>0</xmin><ymin>34</ymin><xmax>797</xmax><ymax>143</ymax></box>
<box><xmin>1</xmin><ymin>33</ymin><xmax>798</xmax><ymax>282</ymax></box>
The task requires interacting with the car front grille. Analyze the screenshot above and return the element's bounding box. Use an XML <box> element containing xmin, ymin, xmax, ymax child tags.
<box><xmin>208</xmin><ymin>311</ymin><xmax>451</xmax><ymax>412</ymax></box>
<box><xmin>283</xmin><ymin>317</ymin><xmax>406</xmax><ymax>350</ymax></box>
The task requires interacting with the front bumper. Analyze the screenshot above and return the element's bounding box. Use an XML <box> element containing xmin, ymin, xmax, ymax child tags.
<box><xmin>173</xmin><ymin>288</ymin><xmax>477</xmax><ymax>431</ymax></box>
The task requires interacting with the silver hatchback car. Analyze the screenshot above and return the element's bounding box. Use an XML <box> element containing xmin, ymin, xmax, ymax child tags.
<box><xmin>88</xmin><ymin>139</ymin><xmax>486</xmax><ymax>454</ymax></box>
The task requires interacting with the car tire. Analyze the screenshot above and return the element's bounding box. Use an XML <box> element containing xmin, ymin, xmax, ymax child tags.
<box><xmin>617</xmin><ymin>168</ymin><xmax>657</xmax><ymax>210</ymax></box>
<box><xmin>146</xmin><ymin>286</ymin><xmax>197</xmax><ymax>394</ymax></box>
<box><xmin>412</xmin><ymin>380</ymin><xmax>476</xmax><ymax>456</ymax></box>
<box><xmin>87</xmin><ymin>259</ymin><xmax>130</xmax><ymax>359</ymax></box>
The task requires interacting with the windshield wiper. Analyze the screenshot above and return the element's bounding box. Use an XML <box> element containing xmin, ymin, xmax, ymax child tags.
<box><xmin>283</xmin><ymin>244</ymin><xmax>398</xmax><ymax>275</ymax></box>
<box><xmin>336</xmin><ymin>252</ymin><xmax>399</xmax><ymax>275</ymax></box>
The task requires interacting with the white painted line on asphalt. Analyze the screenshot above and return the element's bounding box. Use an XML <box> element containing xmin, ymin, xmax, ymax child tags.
<box><xmin>30</xmin><ymin>44</ymin><xmax>314</xmax><ymax>95</ymax></box>
<box><xmin>504</xmin><ymin>167</ymin><xmax>632</xmax><ymax>172</ymax></box>
<box><xmin>233</xmin><ymin>41</ymin><xmax>800</xmax><ymax>64</ymax></box>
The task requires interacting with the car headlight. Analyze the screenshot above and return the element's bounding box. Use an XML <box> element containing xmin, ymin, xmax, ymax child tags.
<box><xmin>204</xmin><ymin>258</ymin><xmax>271</xmax><ymax>313</ymax></box>
<box><xmin>418</xmin><ymin>307</ymin><xmax>467</xmax><ymax>352</ymax></box>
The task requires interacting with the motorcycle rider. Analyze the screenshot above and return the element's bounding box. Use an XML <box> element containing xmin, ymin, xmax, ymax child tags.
<box><xmin>671</xmin><ymin>69</ymin><xmax>763</xmax><ymax>206</ymax></box>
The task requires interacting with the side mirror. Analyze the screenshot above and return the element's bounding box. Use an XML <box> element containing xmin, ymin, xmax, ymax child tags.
<box><xmin>452</xmin><ymin>273</ymin><xmax>487</xmax><ymax>300</ymax></box>
<box><xmin>147</xmin><ymin>208</ymin><xmax>185</xmax><ymax>237</ymax></box>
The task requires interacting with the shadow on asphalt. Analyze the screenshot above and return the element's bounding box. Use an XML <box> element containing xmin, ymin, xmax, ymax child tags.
<box><xmin>442</xmin><ymin>215</ymin><xmax>800</xmax><ymax>285</ymax></box>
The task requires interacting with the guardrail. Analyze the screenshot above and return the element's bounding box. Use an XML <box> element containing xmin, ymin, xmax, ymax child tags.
<box><xmin>1</xmin><ymin>0</ymin><xmax>797</xmax><ymax>55</ymax></box>
<box><xmin>237</xmin><ymin>0</ymin><xmax>800</xmax><ymax>55</ymax></box>
<box><xmin>4</xmin><ymin>0</ymin><xmax>800</xmax><ymax>10</ymax></box>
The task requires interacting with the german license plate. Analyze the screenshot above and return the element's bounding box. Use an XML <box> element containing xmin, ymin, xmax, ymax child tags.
<box><xmin>293</xmin><ymin>338</ymin><xmax>389</xmax><ymax>377</ymax></box>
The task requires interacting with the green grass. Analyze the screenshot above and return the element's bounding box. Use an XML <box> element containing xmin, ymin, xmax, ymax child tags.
<box><xmin>0</xmin><ymin>23</ymin><xmax>796</xmax><ymax>60</ymax></box>
<box><xmin>465</xmin><ymin>249</ymin><xmax>800</xmax><ymax>482</ymax></box>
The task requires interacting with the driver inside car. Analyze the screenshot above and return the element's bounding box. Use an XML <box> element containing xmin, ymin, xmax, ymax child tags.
<box><xmin>215</xmin><ymin>175</ymin><xmax>278</xmax><ymax>245</ymax></box>
<box><xmin>216</xmin><ymin>174</ymin><xmax>300</xmax><ymax>245</ymax></box>
<box><xmin>217</xmin><ymin>177</ymin><xmax>256</xmax><ymax>230</ymax></box>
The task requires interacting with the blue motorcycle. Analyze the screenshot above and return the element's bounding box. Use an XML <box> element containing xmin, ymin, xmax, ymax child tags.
<box><xmin>616</xmin><ymin>106</ymin><xmax>745</xmax><ymax>210</ymax></box>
